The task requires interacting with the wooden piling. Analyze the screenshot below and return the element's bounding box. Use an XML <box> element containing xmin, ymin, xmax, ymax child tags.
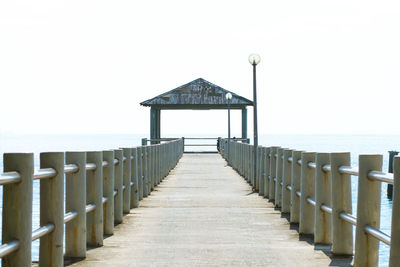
<box><xmin>65</xmin><ymin>151</ymin><xmax>87</xmax><ymax>258</ymax></box>
<box><xmin>2</xmin><ymin>153</ymin><xmax>34</xmax><ymax>267</ymax></box>
<box><xmin>39</xmin><ymin>152</ymin><xmax>64</xmax><ymax>267</ymax></box>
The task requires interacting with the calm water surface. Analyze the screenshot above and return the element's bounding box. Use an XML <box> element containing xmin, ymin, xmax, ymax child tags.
<box><xmin>0</xmin><ymin>133</ymin><xmax>398</xmax><ymax>266</ymax></box>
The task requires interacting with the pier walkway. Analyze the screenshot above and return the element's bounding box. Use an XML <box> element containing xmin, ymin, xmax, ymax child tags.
<box><xmin>70</xmin><ymin>154</ymin><xmax>350</xmax><ymax>266</ymax></box>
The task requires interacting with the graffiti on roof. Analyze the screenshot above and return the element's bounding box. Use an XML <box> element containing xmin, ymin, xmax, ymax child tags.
<box><xmin>140</xmin><ymin>78</ymin><xmax>253</xmax><ymax>107</ymax></box>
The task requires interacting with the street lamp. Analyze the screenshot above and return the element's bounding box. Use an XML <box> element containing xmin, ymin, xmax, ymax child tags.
<box><xmin>249</xmin><ymin>53</ymin><xmax>260</xmax><ymax>191</ymax></box>
<box><xmin>226</xmin><ymin>92</ymin><xmax>232</xmax><ymax>164</ymax></box>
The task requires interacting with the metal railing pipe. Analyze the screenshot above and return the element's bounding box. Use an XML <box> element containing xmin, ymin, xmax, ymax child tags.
<box><xmin>85</xmin><ymin>163</ymin><xmax>97</xmax><ymax>171</ymax></box>
<box><xmin>330</xmin><ymin>152</ymin><xmax>353</xmax><ymax>255</ymax></box>
<box><xmin>322</xmin><ymin>164</ymin><xmax>331</xmax><ymax>172</ymax></box>
<box><xmin>0</xmin><ymin>171</ymin><xmax>21</xmax><ymax>185</ymax></box>
<box><xmin>339</xmin><ymin>212</ymin><xmax>357</xmax><ymax>226</ymax></box>
<box><xmin>33</xmin><ymin>168</ymin><xmax>57</xmax><ymax>180</ymax></box>
<box><xmin>2</xmin><ymin>153</ymin><xmax>34</xmax><ymax>266</ymax></box>
<box><xmin>32</xmin><ymin>224</ymin><xmax>55</xmax><ymax>242</ymax></box>
<box><xmin>314</xmin><ymin>152</ymin><xmax>331</xmax><ymax>245</ymax></box>
<box><xmin>307</xmin><ymin>162</ymin><xmax>317</xmax><ymax>169</ymax></box>
<box><xmin>64</xmin><ymin>163</ymin><xmax>79</xmax><ymax>174</ymax></box>
<box><xmin>0</xmin><ymin>241</ymin><xmax>20</xmax><ymax>258</ymax></box>
<box><xmin>39</xmin><ymin>152</ymin><xmax>64</xmax><ymax>267</ymax></box>
<box><xmin>64</xmin><ymin>211</ymin><xmax>78</xmax><ymax>224</ymax></box>
<box><xmin>368</xmin><ymin>170</ymin><xmax>394</xmax><ymax>183</ymax></box>
<box><xmin>85</xmin><ymin>204</ymin><xmax>96</xmax><ymax>213</ymax></box>
<box><xmin>364</xmin><ymin>225</ymin><xmax>390</xmax><ymax>246</ymax></box>
<box><xmin>321</xmin><ymin>204</ymin><xmax>333</xmax><ymax>214</ymax></box>
<box><xmin>65</xmin><ymin>151</ymin><xmax>87</xmax><ymax>258</ymax></box>
<box><xmin>354</xmin><ymin>154</ymin><xmax>382</xmax><ymax>267</ymax></box>
<box><xmin>338</xmin><ymin>166</ymin><xmax>358</xmax><ymax>176</ymax></box>
<box><xmin>306</xmin><ymin>197</ymin><xmax>316</xmax><ymax>206</ymax></box>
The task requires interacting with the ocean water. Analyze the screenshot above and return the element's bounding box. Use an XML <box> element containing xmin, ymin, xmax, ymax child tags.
<box><xmin>0</xmin><ymin>133</ymin><xmax>398</xmax><ymax>266</ymax></box>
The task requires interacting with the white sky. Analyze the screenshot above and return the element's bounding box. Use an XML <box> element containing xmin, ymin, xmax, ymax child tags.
<box><xmin>1</xmin><ymin>0</ymin><xmax>399</xmax><ymax>136</ymax></box>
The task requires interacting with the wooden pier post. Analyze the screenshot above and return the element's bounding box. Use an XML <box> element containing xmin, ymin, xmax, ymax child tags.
<box><xmin>143</xmin><ymin>146</ymin><xmax>149</xmax><ymax>197</ymax></box>
<box><xmin>137</xmin><ymin>147</ymin><xmax>143</xmax><ymax>200</ymax></box>
<box><xmin>86</xmin><ymin>151</ymin><xmax>103</xmax><ymax>246</ymax></box>
<box><xmin>151</xmin><ymin>145</ymin><xmax>155</xmax><ymax>190</ymax></box>
<box><xmin>102</xmin><ymin>150</ymin><xmax>115</xmax><ymax>235</ymax></box>
<box><xmin>299</xmin><ymin>152</ymin><xmax>315</xmax><ymax>235</ymax></box>
<box><xmin>65</xmin><ymin>151</ymin><xmax>87</xmax><ymax>258</ymax></box>
<box><xmin>2</xmin><ymin>153</ymin><xmax>34</xmax><ymax>267</ymax></box>
<box><xmin>39</xmin><ymin>152</ymin><xmax>65</xmax><ymax>267</ymax></box>
<box><xmin>290</xmin><ymin>150</ymin><xmax>302</xmax><ymax>223</ymax></box>
<box><xmin>264</xmin><ymin>147</ymin><xmax>271</xmax><ymax>198</ymax></box>
<box><xmin>146</xmin><ymin>146</ymin><xmax>151</xmax><ymax>196</ymax></box>
<box><xmin>114</xmin><ymin>149</ymin><xmax>123</xmax><ymax>224</ymax></box>
<box><xmin>122</xmin><ymin>148</ymin><xmax>132</xmax><ymax>213</ymax></box>
<box><xmin>269</xmin><ymin>147</ymin><xmax>278</xmax><ymax>201</ymax></box>
<box><xmin>330</xmin><ymin>152</ymin><xmax>353</xmax><ymax>255</ymax></box>
<box><xmin>131</xmin><ymin>147</ymin><xmax>139</xmax><ymax>208</ymax></box>
<box><xmin>250</xmin><ymin>145</ymin><xmax>254</xmax><ymax>187</ymax></box>
<box><xmin>354</xmin><ymin>154</ymin><xmax>382</xmax><ymax>266</ymax></box>
<box><xmin>258</xmin><ymin>146</ymin><xmax>265</xmax><ymax>196</ymax></box>
<box><xmin>390</xmin><ymin>156</ymin><xmax>400</xmax><ymax>266</ymax></box>
<box><xmin>387</xmin><ymin>151</ymin><xmax>398</xmax><ymax>198</ymax></box>
<box><xmin>275</xmin><ymin>148</ymin><xmax>284</xmax><ymax>208</ymax></box>
<box><xmin>244</xmin><ymin>144</ymin><xmax>248</xmax><ymax>181</ymax></box>
<box><xmin>314</xmin><ymin>153</ymin><xmax>331</xmax><ymax>244</ymax></box>
<box><xmin>281</xmin><ymin>149</ymin><xmax>292</xmax><ymax>213</ymax></box>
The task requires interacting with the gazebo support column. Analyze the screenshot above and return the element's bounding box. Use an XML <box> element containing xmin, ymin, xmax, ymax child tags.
<box><xmin>156</xmin><ymin>109</ymin><xmax>161</xmax><ymax>141</ymax></box>
<box><xmin>150</xmin><ymin>108</ymin><xmax>161</xmax><ymax>144</ymax></box>
<box><xmin>150</xmin><ymin>108</ymin><xmax>156</xmax><ymax>144</ymax></box>
<box><xmin>242</xmin><ymin>107</ymin><xmax>248</xmax><ymax>142</ymax></box>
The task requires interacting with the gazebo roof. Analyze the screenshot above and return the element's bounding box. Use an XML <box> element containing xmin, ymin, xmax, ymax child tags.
<box><xmin>140</xmin><ymin>78</ymin><xmax>253</xmax><ymax>110</ymax></box>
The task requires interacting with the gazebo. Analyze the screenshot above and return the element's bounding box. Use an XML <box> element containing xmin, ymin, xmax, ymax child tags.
<box><xmin>140</xmin><ymin>78</ymin><xmax>253</xmax><ymax>140</ymax></box>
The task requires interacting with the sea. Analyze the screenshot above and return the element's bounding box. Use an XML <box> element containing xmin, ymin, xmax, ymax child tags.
<box><xmin>0</xmin><ymin>133</ymin><xmax>399</xmax><ymax>266</ymax></box>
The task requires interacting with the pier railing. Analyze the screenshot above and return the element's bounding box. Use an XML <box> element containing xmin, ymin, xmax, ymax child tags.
<box><xmin>143</xmin><ymin>137</ymin><xmax>249</xmax><ymax>153</ymax></box>
<box><xmin>220</xmin><ymin>139</ymin><xmax>399</xmax><ymax>267</ymax></box>
<box><xmin>0</xmin><ymin>139</ymin><xmax>183</xmax><ymax>267</ymax></box>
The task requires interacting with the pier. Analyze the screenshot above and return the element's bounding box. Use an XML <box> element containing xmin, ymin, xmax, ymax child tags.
<box><xmin>68</xmin><ymin>153</ymin><xmax>347</xmax><ymax>266</ymax></box>
<box><xmin>0</xmin><ymin>80</ymin><xmax>399</xmax><ymax>267</ymax></box>
<box><xmin>0</xmin><ymin>138</ymin><xmax>399</xmax><ymax>266</ymax></box>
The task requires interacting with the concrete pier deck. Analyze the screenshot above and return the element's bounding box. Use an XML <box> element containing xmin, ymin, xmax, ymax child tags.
<box><xmin>70</xmin><ymin>154</ymin><xmax>351</xmax><ymax>266</ymax></box>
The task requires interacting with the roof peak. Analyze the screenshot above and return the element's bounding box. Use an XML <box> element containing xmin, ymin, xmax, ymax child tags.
<box><xmin>140</xmin><ymin>78</ymin><xmax>253</xmax><ymax>109</ymax></box>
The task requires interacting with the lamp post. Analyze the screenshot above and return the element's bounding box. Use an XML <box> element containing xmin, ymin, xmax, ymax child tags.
<box><xmin>226</xmin><ymin>92</ymin><xmax>232</xmax><ymax>164</ymax></box>
<box><xmin>249</xmin><ymin>53</ymin><xmax>261</xmax><ymax>191</ymax></box>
